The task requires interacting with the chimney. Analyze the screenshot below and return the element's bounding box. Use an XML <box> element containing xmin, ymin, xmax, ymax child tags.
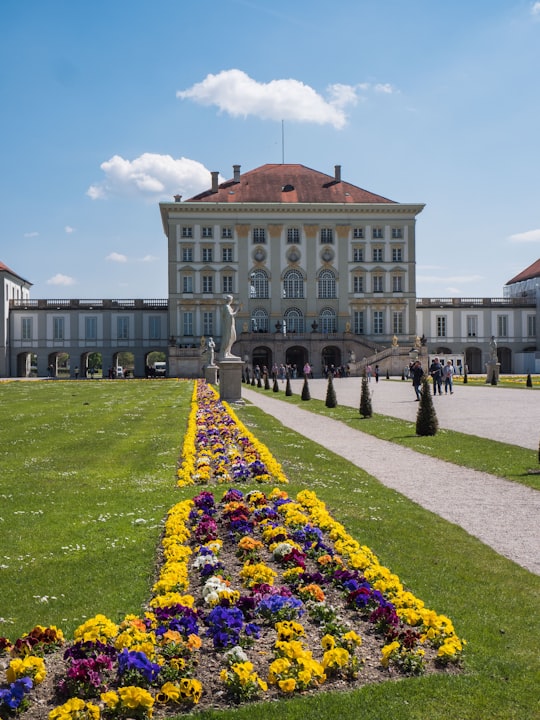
<box><xmin>233</xmin><ymin>164</ymin><xmax>241</xmax><ymax>182</ymax></box>
<box><xmin>211</xmin><ymin>171</ymin><xmax>219</xmax><ymax>193</ymax></box>
<box><xmin>334</xmin><ymin>165</ymin><xmax>342</xmax><ymax>183</ymax></box>
<box><xmin>173</xmin><ymin>194</ymin><xmax>182</xmax><ymax>202</ymax></box>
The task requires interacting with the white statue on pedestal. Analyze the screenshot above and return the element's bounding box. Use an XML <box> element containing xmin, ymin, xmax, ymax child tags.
<box><xmin>221</xmin><ymin>295</ymin><xmax>241</xmax><ymax>359</ymax></box>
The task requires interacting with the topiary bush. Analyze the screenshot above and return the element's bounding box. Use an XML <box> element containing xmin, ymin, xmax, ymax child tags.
<box><xmin>416</xmin><ymin>376</ymin><xmax>438</xmax><ymax>436</ymax></box>
<box><xmin>285</xmin><ymin>375</ymin><xmax>293</xmax><ymax>396</ymax></box>
<box><xmin>264</xmin><ymin>373</ymin><xmax>270</xmax><ymax>390</ymax></box>
<box><xmin>273</xmin><ymin>377</ymin><xmax>279</xmax><ymax>392</ymax></box>
<box><xmin>359</xmin><ymin>375</ymin><xmax>372</xmax><ymax>418</ymax></box>
<box><xmin>325</xmin><ymin>373</ymin><xmax>337</xmax><ymax>408</ymax></box>
<box><xmin>527</xmin><ymin>373</ymin><xmax>533</xmax><ymax>388</ymax></box>
<box><xmin>301</xmin><ymin>377</ymin><xmax>311</xmax><ymax>401</ymax></box>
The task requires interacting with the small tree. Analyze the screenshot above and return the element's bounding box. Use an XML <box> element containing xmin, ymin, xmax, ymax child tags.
<box><xmin>527</xmin><ymin>373</ymin><xmax>533</xmax><ymax>388</ymax></box>
<box><xmin>463</xmin><ymin>369</ymin><xmax>468</xmax><ymax>384</ymax></box>
<box><xmin>301</xmin><ymin>377</ymin><xmax>311</xmax><ymax>401</ymax></box>
<box><xmin>273</xmin><ymin>377</ymin><xmax>279</xmax><ymax>392</ymax></box>
<box><xmin>325</xmin><ymin>373</ymin><xmax>337</xmax><ymax>408</ymax></box>
<box><xmin>251</xmin><ymin>375</ymin><xmax>256</xmax><ymax>386</ymax></box>
<box><xmin>416</xmin><ymin>376</ymin><xmax>438</xmax><ymax>436</ymax></box>
<box><xmin>285</xmin><ymin>375</ymin><xmax>293</xmax><ymax>396</ymax></box>
<box><xmin>386</xmin><ymin>369</ymin><xmax>390</xmax><ymax>380</ymax></box>
<box><xmin>359</xmin><ymin>375</ymin><xmax>373</xmax><ymax>418</ymax></box>
<box><xmin>257</xmin><ymin>375</ymin><xmax>262</xmax><ymax>388</ymax></box>
<box><xmin>264</xmin><ymin>373</ymin><xmax>271</xmax><ymax>390</ymax></box>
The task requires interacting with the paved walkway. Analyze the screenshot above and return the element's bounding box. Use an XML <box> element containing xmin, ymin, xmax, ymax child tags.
<box><xmin>241</xmin><ymin>382</ymin><xmax>540</xmax><ymax>575</ymax></box>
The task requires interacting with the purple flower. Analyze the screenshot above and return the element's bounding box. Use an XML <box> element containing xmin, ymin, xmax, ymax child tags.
<box><xmin>117</xmin><ymin>649</ymin><xmax>161</xmax><ymax>683</ymax></box>
<box><xmin>0</xmin><ymin>678</ymin><xmax>33</xmax><ymax>710</ymax></box>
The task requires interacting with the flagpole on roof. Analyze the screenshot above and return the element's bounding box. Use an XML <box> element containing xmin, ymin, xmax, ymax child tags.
<box><xmin>282</xmin><ymin>119</ymin><xmax>285</xmax><ymax>164</ymax></box>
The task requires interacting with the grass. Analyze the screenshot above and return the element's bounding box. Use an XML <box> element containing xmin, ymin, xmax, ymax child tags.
<box><xmin>0</xmin><ymin>379</ymin><xmax>539</xmax><ymax>719</ymax></box>
<box><xmin>0</xmin><ymin>379</ymin><xmax>191</xmax><ymax>639</ymax></box>
<box><xmin>243</xmin><ymin>385</ymin><xmax>540</xmax><ymax>491</ymax></box>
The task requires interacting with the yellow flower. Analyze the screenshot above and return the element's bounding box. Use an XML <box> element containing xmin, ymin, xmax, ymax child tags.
<box><xmin>7</xmin><ymin>655</ymin><xmax>46</xmax><ymax>685</ymax></box>
<box><xmin>48</xmin><ymin>697</ymin><xmax>100</xmax><ymax>719</ymax></box>
<box><xmin>278</xmin><ymin>677</ymin><xmax>296</xmax><ymax>693</ymax></box>
<box><xmin>100</xmin><ymin>690</ymin><xmax>119</xmax><ymax>709</ymax></box>
<box><xmin>118</xmin><ymin>685</ymin><xmax>154</xmax><ymax>711</ymax></box>
<box><xmin>156</xmin><ymin>681</ymin><xmax>181</xmax><ymax>703</ymax></box>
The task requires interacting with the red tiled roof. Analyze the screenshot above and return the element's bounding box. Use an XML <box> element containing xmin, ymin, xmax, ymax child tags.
<box><xmin>0</xmin><ymin>261</ymin><xmax>31</xmax><ymax>285</ymax></box>
<box><xmin>186</xmin><ymin>164</ymin><xmax>396</xmax><ymax>204</ymax></box>
<box><xmin>505</xmin><ymin>258</ymin><xmax>540</xmax><ymax>285</ymax></box>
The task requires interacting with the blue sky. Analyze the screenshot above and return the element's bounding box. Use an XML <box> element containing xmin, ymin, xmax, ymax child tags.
<box><xmin>1</xmin><ymin>0</ymin><xmax>539</xmax><ymax>299</ymax></box>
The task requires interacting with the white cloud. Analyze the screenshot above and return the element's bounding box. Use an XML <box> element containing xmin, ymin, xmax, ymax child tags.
<box><xmin>47</xmin><ymin>273</ymin><xmax>76</xmax><ymax>286</ymax></box>
<box><xmin>139</xmin><ymin>255</ymin><xmax>158</xmax><ymax>262</ymax></box>
<box><xmin>374</xmin><ymin>83</ymin><xmax>396</xmax><ymax>94</ymax></box>
<box><xmin>87</xmin><ymin>154</ymin><xmax>213</xmax><ymax>201</ymax></box>
<box><xmin>106</xmin><ymin>252</ymin><xmax>128</xmax><ymax>263</ymax></box>
<box><xmin>177</xmin><ymin>69</ymin><xmax>357</xmax><ymax>129</ymax></box>
<box><xmin>64</xmin><ymin>226</ymin><xmax>75</xmax><ymax>234</ymax></box>
<box><xmin>532</xmin><ymin>2</ymin><xmax>540</xmax><ymax>16</ymax></box>
<box><xmin>23</xmin><ymin>232</ymin><xmax>39</xmax><ymax>238</ymax></box>
<box><xmin>508</xmin><ymin>228</ymin><xmax>540</xmax><ymax>243</ymax></box>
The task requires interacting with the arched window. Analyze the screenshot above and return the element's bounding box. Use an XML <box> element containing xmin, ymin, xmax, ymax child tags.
<box><xmin>319</xmin><ymin>307</ymin><xmax>337</xmax><ymax>333</ymax></box>
<box><xmin>284</xmin><ymin>307</ymin><xmax>304</xmax><ymax>333</ymax></box>
<box><xmin>250</xmin><ymin>269</ymin><xmax>269</xmax><ymax>299</ymax></box>
<box><xmin>251</xmin><ymin>308</ymin><xmax>269</xmax><ymax>333</ymax></box>
<box><xmin>318</xmin><ymin>269</ymin><xmax>336</xmax><ymax>299</ymax></box>
<box><xmin>283</xmin><ymin>269</ymin><xmax>304</xmax><ymax>299</ymax></box>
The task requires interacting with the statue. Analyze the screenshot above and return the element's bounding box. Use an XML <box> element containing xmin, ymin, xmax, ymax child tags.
<box><xmin>392</xmin><ymin>335</ymin><xmax>398</xmax><ymax>347</ymax></box>
<box><xmin>221</xmin><ymin>295</ymin><xmax>241</xmax><ymax>359</ymax></box>
<box><xmin>414</xmin><ymin>335</ymin><xmax>422</xmax><ymax>349</ymax></box>
<box><xmin>489</xmin><ymin>335</ymin><xmax>498</xmax><ymax>363</ymax></box>
<box><xmin>207</xmin><ymin>336</ymin><xmax>216</xmax><ymax>366</ymax></box>
<box><xmin>348</xmin><ymin>349</ymin><xmax>356</xmax><ymax>363</ymax></box>
<box><xmin>345</xmin><ymin>321</ymin><xmax>351</xmax><ymax>332</ymax></box>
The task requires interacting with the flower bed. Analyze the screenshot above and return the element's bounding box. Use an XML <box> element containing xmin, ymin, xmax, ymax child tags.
<box><xmin>177</xmin><ymin>380</ymin><xmax>288</xmax><ymax>487</ymax></box>
<box><xmin>0</xmin><ymin>380</ymin><xmax>464</xmax><ymax>718</ymax></box>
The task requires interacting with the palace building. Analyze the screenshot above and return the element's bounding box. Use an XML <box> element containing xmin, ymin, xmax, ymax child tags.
<box><xmin>2</xmin><ymin>164</ymin><xmax>539</xmax><ymax>377</ymax></box>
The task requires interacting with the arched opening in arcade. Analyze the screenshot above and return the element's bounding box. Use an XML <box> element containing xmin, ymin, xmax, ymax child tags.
<box><xmin>47</xmin><ymin>352</ymin><xmax>71</xmax><ymax>378</ymax></box>
<box><xmin>111</xmin><ymin>351</ymin><xmax>135</xmax><ymax>379</ymax></box>
<box><xmin>321</xmin><ymin>345</ymin><xmax>342</xmax><ymax>375</ymax></box>
<box><xmin>284</xmin><ymin>346</ymin><xmax>307</xmax><ymax>377</ymax></box>
<box><xmin>251</xmin><ymin>346</ymin><xmax>272</xmax><ymax>374</ymax></box>
<box><xmin>465</xmin><ymin>347</ymin><xmax>482</xmax><ymax>374</ymax></box>
<box><xmin>16</xmin><ymin>351</ymin><xmax>37</xmax><ymax>377</ymax></box>
<box><xmin>497</xmin><ymin>346</ymin><xmax>512</xmax><ymax>373</ymax></box>
<box><xmin>145</xmin><ymin>350</ymin><xmax>167</xmax><ymax>377</ymax></box>
<box><xmin>83</xmin><ymin>352</ymin><xmax>103</xmax><ymax>378</ymax></box>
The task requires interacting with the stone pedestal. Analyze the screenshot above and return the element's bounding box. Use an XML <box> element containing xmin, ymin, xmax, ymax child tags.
<box><xmin>485</xmin><ymin>362</ymin><xmax>500</xmax><ymax>383</ymax></box>
<box><xmin>218</xmin><ymin>358</ymin><xmax>244</xmax><ymax>403</ymax></box>
<box><xmin>205</xmin><ymin>365</ymin><xmax>218</xmax><ymax>385</ymax></box>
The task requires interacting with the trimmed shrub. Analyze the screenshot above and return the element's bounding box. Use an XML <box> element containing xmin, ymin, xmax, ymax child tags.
<box><xmin>273</xmin><ymin>377</ymin><xmax>279</xmax><ymax>392</ymax></box>
<box><xmin>264</xmin><ymin>373</ymin><xmax>271</xmax><ymax>390</ymax></box>
<box><xmin>285</xmin><ymin>376</ymin><xmax>293</xmax><ymax>396</ymax></box>
<box><xmin>527</xmin><ymin>373</ymin><xmax>533</xmax><ymax>388</ymax></box>
<box><xmin>301</xmin><ymin>377</ymin><xmax>311</xmax><ymax>401</ymax></box>
<box><xmin>359</xmin><ymin>375</ymin><xmax>373</xmax><ymax>418</ymax></box>
<box><xmin>416</xmin><ymin>376</ymin><xmax>438</xmax><ymax>436</ymax></box>
<box><xmin>325</xmin><ymin>373</ymin><xmax>337</xmax><ymax>408</ymax></box>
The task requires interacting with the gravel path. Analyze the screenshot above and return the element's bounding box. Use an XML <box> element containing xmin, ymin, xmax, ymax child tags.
<box><xmin>241</xmin><ymin>383</ymin><xmax>540</xmax><ymax>575</ymax></box>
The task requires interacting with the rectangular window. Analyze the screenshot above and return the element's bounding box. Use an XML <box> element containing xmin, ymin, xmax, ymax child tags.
<box><xmin>353</xmin><ymin>247</ymin><xmax>364</xmax><ymax>262</ymax></box>
<box><xmin>181</xmin><ymin>226</ymin><xmax>193</xmax><ymax>238</ymax></box>
<box><xmin>373</xmin><ymin>311</ymin><xmax>384</xmax><ymax>334</ymax></box>
<box><xmin>253</xmin><ymin>228</ymin><xmax>266</xmax><ymax>243</ymax></box>
<box><xmin>22</xmin><ymin>317</ymin><xmax>33</xmax><ymax>341</ymax></box>
<box><xmin>353</xmin><ymin>227</ymin><xmax>364</xmax><ymax>239</ymax></box>
<box><xmin>182</xmin><ymin>247</ymin><xmax>193</xmax><ymax>262</ymax></box>
<box><xmin>353</xmin><ymin>276</ymin><xmax>364</xmax><ymax>293</ymax></box>
<box><xmin>372</xmin><ymin>227</ymin><xmax>383</xmax><ymax>239</ymax></box>
<box><xmin>373</xmin><ymin>275</ymin><xmax>384</xmax><ymax>292</ymax></box>
<box><xmin>467</xmin><ymin>315</ymin><xmax>477</xmax><ymax>337</ymax></box>
<box><xmin>391</xmin><ymin>228</ymin><xmax>403</xmax><ymax>239</ymax></box>
<box><xmin>183</xmin><ymin>312</ymin><xmax>193</xmax><ymax>336</ymax></box>
<box><xmin>222</xmin><ymin>247</ymin><xmax>233</xmax><ymax>262</ymax></box>
<box><xmin>149</xmin><ymin>316</ymin><xmax>161</xmax><ymax>340</ymax></box>
<box><xmin>497</xmin><ymin>315</ymin><xmax>508</xmax><ymax>338</ymax></box>
<box><xmin>287</xmin><ymin>228</ymin><xmax>300</xmax><ymax>243</ymax></box>
<box><xmin>393</xmin><ymin>311</ymin><xmax>403</xmax><ymax>334</ymax></box>
<box><xmin>373</xmin><ymin>247</ymin><xmax>383</xmax><ymax>262</ymax></box>
<box><xmin>354</xmin><ymin>311</ymin><xmax>365</xmax><ymax>334</ymax></box>
<box><xmin>202</xmin><ymin>275</ymin><xmax>213</xmax><ymax>293</ymax></box>
<box><xmin>436</xmin><ymin>316</ymin><xmax>447</xmax><ymax>337</ymax></box>
<box><xmin>117</xmin><ymin>317</ymin><xmax>129</xmax><ymax>340</ymax></box>
<box><xmin>202</xmin><ymin>226</ymin><xmax>213</xmax><ymax>238</ymax></box>
<box><xmin>222</xmin><ymin>275</ymin><xmax>233</xmax><ymax>293</ymax></box>
<box><xmin>392</xmin><ymin>275</ymin><xmax>403</xmax><ymax>292</ymax></box>
<box><xmin>320</xmin><ymin>227</ymin><xmax>333</xmax><ymax>243</ymax></box>
<box><xmin>182</xmin><ymin>276</ymin><xmax>193</xmax><ymax>293</ymax></box>
<box><xmin>85</xmin><ymin>316</ymin><xmax>97</xmax><ymax>341</ymax></box>
<box><xmin>53</xmin><ymin>317</ymin><xmax>64</xmax><ymax>341</ymax></box>
<box><xmin>202</xmin><ymin>248</ymin><xmax>213</xmax><ymax>262</ymax></box>
<box><xmin>203</xmin><ymin>312</ymin><xmax>214</xmax><ymax>336</ymax></box>
<box><xmin>527</xmin><ymin>314</ymin><xmax>536</xmax><ymax>337</ymax></box>
<box><xmin>392</xmin><ymin>247</ymin><xmax>403</xmax><ymax>262</ymax></box>
<box><xmin>221</xmin><ymin>227</ymin><xmax>233</xmax><ymax>239</ymax></box>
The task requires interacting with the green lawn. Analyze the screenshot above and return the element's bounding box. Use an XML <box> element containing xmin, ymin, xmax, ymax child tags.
<box><xmin>0</xmin><ymin>379</ymin><xmax>538</xmax><ymax>720</ymax></box>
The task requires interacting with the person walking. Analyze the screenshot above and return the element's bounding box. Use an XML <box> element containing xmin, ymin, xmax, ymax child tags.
<box><xmin>374</xmin><ymin>364</ymin><xmax>380</xmax><ymax>383</ymax></box>
<box><xmin>429</xmin><ymin>357</ymin><xmax>443</xmax><ymax>395</ymax></box>
<box><xmin>411</xmin><ymin>360</ymin><xmax>424</xmax><ymax>400</ymax></box>
<box><xmin>443</xmin><ymin>360</ymin><xmax>455</xmax><ymax>394</ymax></box>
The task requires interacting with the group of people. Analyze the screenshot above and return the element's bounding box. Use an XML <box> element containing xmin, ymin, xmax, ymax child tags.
<box><xmin>410</xmin><ymin>357</ymin><xmax>455</xmax><ymax>400</ymax></box>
